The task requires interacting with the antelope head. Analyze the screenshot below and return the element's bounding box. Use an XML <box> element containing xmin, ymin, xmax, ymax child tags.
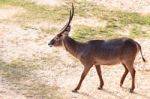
<box><xmin>48</xmin><ymin>4</ymin><xmax>74</xmax><ymax>47</ymax></box>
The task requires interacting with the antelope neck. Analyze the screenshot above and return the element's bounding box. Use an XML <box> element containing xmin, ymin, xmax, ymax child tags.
<box><xmin>62</xmin><ymin>36</ymin><xmax>82</xmax><ymax>58</ymax></box>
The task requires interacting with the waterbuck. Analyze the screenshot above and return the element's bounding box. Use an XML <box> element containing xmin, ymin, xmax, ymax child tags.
<box><xmin>48</xmin><ymin>4</ymin><xmax>145</xmax><ymax>93</ymax></box>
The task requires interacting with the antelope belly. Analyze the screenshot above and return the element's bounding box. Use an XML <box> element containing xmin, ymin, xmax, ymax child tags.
<box><xmin>94</xmin><ymin>57</ymin><xmax>121</xmax><ymax>65</ymax></box>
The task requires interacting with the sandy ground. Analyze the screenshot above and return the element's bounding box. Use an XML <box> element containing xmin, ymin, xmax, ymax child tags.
<box><xmin>30</xmin><ymin>0</ymin><xmax>150</xmax><ymax>15</ymax></box>
<box><xmin>0</xmin><ymin>0</ymin><xmax>150</xmax><ymax>99</ymax></box>
<box><xmin>90</xmin><ymin>0</ymin><xmax>150</xmax><ymax>16</ymax></box>
<box><xmin>30</xmin><ymin>0</ymin><xmax>63</xmax><ymax>6</ymax></box>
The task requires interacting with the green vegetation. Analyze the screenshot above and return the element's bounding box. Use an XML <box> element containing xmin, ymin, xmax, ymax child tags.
<box><xmin>0</xmin><ymin>59</ymin><xmax>66</xmax><ymax>99</ymax></box>
<box><xmin>0</xmin><ymin>0</ymin><xmax>69</xmax><ymax>23</ymax></box>
<box><xmin>72</xmin><ymin>2</ymin><xmax>150</xmax><ymax>41</ymax></box>
<box><xmin>73</xmin><ymin>25</ymin><xmax>122</xmax><ymax>41</ymax></box>
<box><xmin>0</xmin><ymin>0</ymin><xmax>150</xmax><ymax>39</ymax></box>
<box><xmin>73</xmin><ymin>24</ymin><xmax>150</xmax><ymax>42</ymax></box>
<box><xmin>26</xmin><ymin>82</ymin><xmax>66</xmax><ymax>99</ymax></box>
<box><xmin>0</xmin><ymin>0</ymin><xmax>149</xmax><ymax>98</ymax></box>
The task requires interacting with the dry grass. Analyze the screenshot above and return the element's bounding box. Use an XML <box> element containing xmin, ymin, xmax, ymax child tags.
<box><xmin>0</xmin><ymin>0</ymin><xmax>150</xmax><ymax>99</ymax></box>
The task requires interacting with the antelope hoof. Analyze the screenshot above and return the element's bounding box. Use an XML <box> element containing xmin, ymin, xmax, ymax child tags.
<box><xmin>120</xmin><ymin>83</ymin><xmax>123</xmax><ymax>87</ymax></box>
<box><xmin>98</xmin><ymin>87</ymin><xmax>103</xmax><ymax>90</ymax></box>
<box><xmin>130</xmin><ymin>89</ymin><xmax>134</xmax><ymax>93</ymax></box>
<box><xmin>72</xmin><ymin>89</ymin><xmax>78</xmax><ymax>93</ymax></box>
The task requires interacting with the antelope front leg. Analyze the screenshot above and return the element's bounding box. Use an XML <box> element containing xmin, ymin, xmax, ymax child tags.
<box><xmin>72</xmin><ymin>66</ymin><xmax>91</xmax><ymax>92</ymax></box>
<box><xmin>95</xmin><ymin>65</ymin><xmax>104</xmax><ymax>89</ymax></box>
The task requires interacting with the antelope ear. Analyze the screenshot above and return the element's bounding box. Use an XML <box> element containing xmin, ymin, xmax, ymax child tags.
<box><xmin>66</xmin><ymin>25</ymin><xmax>71</xmax><ymax>32</ymax></box>
<box><xmin>57</xmin><ymin>33</ymin><xmax>62</xmax><ymax>37</ymax></box>
<box><xmin>63</xmin><ymin>25</ymin><xmax>71</xmax><ymax>35</ymax></box>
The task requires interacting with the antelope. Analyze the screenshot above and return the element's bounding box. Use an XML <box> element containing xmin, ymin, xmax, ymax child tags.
<box><xmin>48</xmin><ymin>4</ymin><xmax>146</xmax><ymax>93</ymax></box>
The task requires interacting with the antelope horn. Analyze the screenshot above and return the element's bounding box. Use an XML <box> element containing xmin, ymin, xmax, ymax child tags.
<box><xmin>59</xmin><ymin>3</ymin><xmax>74</xmax><ymax>34</ymax></box>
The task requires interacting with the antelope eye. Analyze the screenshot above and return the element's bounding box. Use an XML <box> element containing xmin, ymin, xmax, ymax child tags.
<box><xmin>56</xmin><ymin>37</ymin><xmax>59</xmax><ymax>40</ymax></box>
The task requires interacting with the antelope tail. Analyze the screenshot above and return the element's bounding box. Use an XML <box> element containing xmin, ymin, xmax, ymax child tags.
<box><xmin>136</xmin><ymin>42</ymin><xmax>146</xmax><ymax>62</ymax></box>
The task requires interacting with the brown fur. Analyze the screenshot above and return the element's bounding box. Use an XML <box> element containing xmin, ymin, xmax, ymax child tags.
<box><xmin>48</xmin><ymin>4</ymin><xmax>145</xmax><ymax>93</ymax></box>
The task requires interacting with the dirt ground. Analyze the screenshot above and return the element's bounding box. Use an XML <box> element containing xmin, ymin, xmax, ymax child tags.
<box><xmin>31</xmin><ymin>0</ymin><xmax>150</xmax><ymax>15</ymax></box>
<box><xmin>0</xmin><ymin>0</ymin><xmax>150</xmax><ymax>99</ymax></box>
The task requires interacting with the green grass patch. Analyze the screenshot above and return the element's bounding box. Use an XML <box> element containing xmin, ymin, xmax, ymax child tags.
<box><xmin>64</xmin><ymin>2</ymin><xmax>150</xmax><ymax>39</ymax></box>
<box><xmin>112</xmin><ymin>11</ymin><xmax>150</xmax><ymax>25</ymax></box>
<box><xmin>26</xmin><ymin>82</ymin><xmax>67</xmax><ymax>99</ymax></box>
<box><xmin>73</xmin><ymin>24</ymin><xmax>150</xmax><ymax>41</ymax></box>
<box><xmin>0</xmin><ymin>0</ymin><xmax>70</xmax><ymax>23</ymax></box>
<box><xmin>72</xmin><ymin>25</ymin><xmax>122</xmax><ymax>41</ymax></box>
<box><xmin>0</xmin><ymin>59</ymin><xmax>39</xmax><ymax>81</ymax></box>
<box><xmin>0</xmin><ymin>0</ymin><xmax>150</xmax><ymax>37</ymax></box>
<box><xmin>71</xmin><ymin>1</ymin><xmax>150</xmax><ymax>41</ymax></box>
<box><xmin>129</xmin><ymin>25</ymin><xmax>150</xmax><ymax>38</ymax></box>
<box><xmin>88</xmin><ymin>3</ymin><xmax>150</xmax><ymax>26</ymax></box>
<box><xmin>0</xmin><ymin>58</ymin><xmax>67</xmax><ymax>99</ymax></box>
